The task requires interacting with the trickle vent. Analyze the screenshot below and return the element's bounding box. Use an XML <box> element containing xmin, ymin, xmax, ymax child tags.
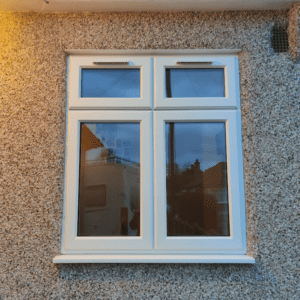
<box><xmin>271</xmin><ymin>25</ymin><xmax>289</xmax><ymax>53</ymax></box>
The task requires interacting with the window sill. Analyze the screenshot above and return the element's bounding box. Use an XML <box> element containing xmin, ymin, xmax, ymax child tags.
<box><xmin>53</xmin><ymin>254</ymin><xmax>255</xmax><ymax>264</ymax></box>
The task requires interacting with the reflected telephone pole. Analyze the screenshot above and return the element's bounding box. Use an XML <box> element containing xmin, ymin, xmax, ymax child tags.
<box><xmin>166</xmin><ymin>69</ymin><xmax>175</xmax><ymax>221</ymax></box>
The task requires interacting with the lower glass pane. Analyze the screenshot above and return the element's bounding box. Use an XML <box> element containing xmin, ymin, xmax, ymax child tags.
<box><xmin>166</xmin><ymin>122</ymin><xmax>230</xmax><ymax>236</ymax></box>
<box><xmin>77</xmin><ymin>122</ymin><xmax>140</xmax><ymax>236</ymax></box>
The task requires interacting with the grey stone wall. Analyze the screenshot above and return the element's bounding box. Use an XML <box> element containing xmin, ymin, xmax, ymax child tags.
<box><xmin>0</xmin><ymin>10</ymin><xmax>299</xmax><ymax>299</ymax></box>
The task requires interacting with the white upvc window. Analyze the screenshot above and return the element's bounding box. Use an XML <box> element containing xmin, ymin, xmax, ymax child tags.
<box><xmin>54</xmin><ymin>50</ymin><xmax>254</xmax><ymax>264</ymax></box>
<box><xmin>69</xmin><ymin>56</ymin><xmax>152</xmax><ymax>110</ymax></box>
<box><xmin>154</xmin><ymin>56</ymin><xmax>239</xmax><ymax>110</ymax></box>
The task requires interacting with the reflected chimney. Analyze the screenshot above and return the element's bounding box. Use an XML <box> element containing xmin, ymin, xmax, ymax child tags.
<box><xmin>195</xmin><ymin>159</ymin><xmax>200</xmax><ymax>172</ymax></box>
<box><xmin>194</xmin><ymin>159</ymin><xmax>203</xmax><ymax>192</ymax></box>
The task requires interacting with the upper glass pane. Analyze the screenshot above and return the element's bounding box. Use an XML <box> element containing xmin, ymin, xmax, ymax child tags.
<box><xmin>165</xmin><ymin>122</ymin><xmax>229</xmax><ymax>236</ymax></box>
<box><xmin>166</xmin><ymin>68</ymin><xmax>225</xmax><ymax>98</ymax></box>
<box><xmin>78</xmin><ymin>122</ymin><xmax>140</xmax><ymax>237</ymax></box>
<box><xmin>81</xmin><ymin>69</ymin><xmax>140</xmax><ymax>98</ymax></box>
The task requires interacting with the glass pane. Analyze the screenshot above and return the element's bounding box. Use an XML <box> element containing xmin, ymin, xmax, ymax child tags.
<box><xmin>81</xmin><ymin>69</ymin><xmax>140</xmax><ymax>98</ymax></box>
<box><xmin>166</xmin><ymin>68</ymin><xmax>225</xmax><ymax>98</ymax></box>
<box><xmin>166</xmin><ymin>122</ymin><xmax>229</xmax><ymax>236</ymax></box>
<box><xmin>78</xmin><ymin>122</ymin><xmax>140</xmax><ymax>236</ymax></box>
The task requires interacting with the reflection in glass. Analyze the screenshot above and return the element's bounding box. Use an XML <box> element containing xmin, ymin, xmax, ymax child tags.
<box><xmin>77</xmin><ymin>122</ymin><xmax>140</xmax><ymax>236</ymax></box>
<box><xmin>166</xmin><ymin>122</ymin><xmax>229</xmax><ymax>236</ymax></box>
<box><xmin>166</xmin><ymin>68</ymin><xmax>225</xmax><ymax>98</ymax></box>
<box><xmin>81</xmin><ymin>69</ymin><xmax>140</xmax><ymax>98</ymax></box>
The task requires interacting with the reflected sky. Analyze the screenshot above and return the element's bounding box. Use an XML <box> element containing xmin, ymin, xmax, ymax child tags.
<box><xmin>84</xmin><ymin>122</ymin><xmax>226</xmax><ymax>171</ymax></box>
<box><xmin>166</xmin><ymin>68</ymin><xmax>225</xmax><ymax>98</ymax></box>
<box><xmin>166</xmin><ymin>122</ymin><xmax>227</xmax><ymax>171</ymax></box>
<box><xmin>85</xmin><ymin>122</ymin><xmax>140</xmax><ymax>164</ymax></box>
<box><xmin>81</xmin><ymin>69</ymin><xmax>140</xmax><ymax>98</ymax></box>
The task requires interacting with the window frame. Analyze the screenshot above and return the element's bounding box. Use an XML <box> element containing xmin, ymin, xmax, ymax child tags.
<box><xmin>154</xmin><ymin>110</ymin><xmax>246</xmax><ymax>252</ymax></box>
<box><xmin>63</xmin><ymin>110</ymin><xmax>153</xmax><ymax>252</ymax></box>
<box><xmin>69</xmin><ymin>56</ymin><xmax>152</xmax><ymax>110</ymax></box>
<box><xmin>154</xmin><ymin>56</ymin><xmax>239</xmax><ymax>110</ymax></box>
<box><xmin>54</xmin><ymin>50</ymin><xmax>254</xmax><ymax>264</ymax></box>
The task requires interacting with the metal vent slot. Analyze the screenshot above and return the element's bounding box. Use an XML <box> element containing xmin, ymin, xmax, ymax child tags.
<box><xmin>93</xmin><ymin>62</ymin><xmax>129</xmax><ymax>65</ymax></box>
<box><xmin>271</xmin><ymin>25</ymin><xmax>289</xmax><ymax>53</ymax></box>
<box><xmin>176</xmin><ymin>61</ymin><xmax>213</xmax><ymax>65</ymax></box>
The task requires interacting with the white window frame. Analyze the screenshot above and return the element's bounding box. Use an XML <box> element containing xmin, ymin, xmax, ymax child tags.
<box><xmin>69</xmin><ymin>56</ymin><xmax>152</xmax><ymax>110</ymax></box>
<box><xmin>154</xmin><ymin>110</ymin><xmax>246</xmax><ymax>252</ymax></box>
<box><xmin>154</xmin><ymin>56</ymin><xmax>239</xmax><ymax>110</ymax></box>
<box><xmin>63</xmin><ymin>111</ymin><xmax>153</xmax><ymax>252</ymax></box>
<box><xmin>54</xmin><ymin>50</ymin><xmax>254</xmax><ymax>264</ymax></box>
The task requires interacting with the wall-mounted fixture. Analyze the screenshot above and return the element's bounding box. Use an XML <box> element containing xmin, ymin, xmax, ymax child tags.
<box><xmin>271</xmin><ymin>25</ymin><xmax>289</xmax><ymax>53</ymax></box>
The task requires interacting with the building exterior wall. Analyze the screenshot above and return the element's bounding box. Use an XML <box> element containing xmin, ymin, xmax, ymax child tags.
<box><xmin>0</xmin><ymin>10</ymin><xmax>299</xmax><ymax>299</ymax></box>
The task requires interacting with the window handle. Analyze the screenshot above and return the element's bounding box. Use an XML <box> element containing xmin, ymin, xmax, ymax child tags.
<box><xmin>176</xmin><ymin>61</ymin><xmax>213</xmax><ymax>65</ymax></box>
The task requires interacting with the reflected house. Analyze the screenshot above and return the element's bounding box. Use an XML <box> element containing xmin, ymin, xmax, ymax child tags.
<box><xmin>78</xmin><ymin>124</ymin><xmax>140</xmax><ymax>236</ymax></box>
<box><xmin>166</xmin><ymin>163</ymin><xmax>180</xmax><ymax>177</ymax></box>
<box><xmin>204</xmin><ymin>161</ymin><xmax>229</xmax><ymax>235</ymax></box>
<box><xmin>167</xmin><ymin>159</ymin><xmax>229</xmax><ymax>236</ymax></box>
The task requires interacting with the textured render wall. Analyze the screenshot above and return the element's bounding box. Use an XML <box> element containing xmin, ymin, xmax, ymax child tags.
<box><xmin>0</xmin><ymin>10</ymin><xmax>299</xmax><ymax>299</ymax></box>
<box><xmin>289</xmin><ymin>3</ymin><xmax>300</xmax><ymax>60</ymax></box>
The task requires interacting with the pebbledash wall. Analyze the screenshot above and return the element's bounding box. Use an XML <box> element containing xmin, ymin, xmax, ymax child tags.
<box><xmin>0</xmin><ymin>5</ymin><xmax>299</xmax><ymax>299</ymax></box>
